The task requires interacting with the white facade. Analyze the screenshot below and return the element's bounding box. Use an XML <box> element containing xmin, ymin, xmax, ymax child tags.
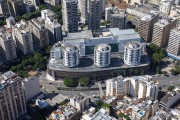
<box><xmin>22</xmin><ymin>76</ymin><xmax>41</xmax><ymax>102</ymax></box>
<box><xmin>41</xmin><ymin>9</ymin><xmax>62</xmax><ymax>44</ymax></box>
<box><xmin>124</xmin><ymin>41</ymin><xmax>142</xmax><ymax>66</ymax></box>
<box><xmin>106</xmin><ymin>76</ymin><xmax>129</xmax><ymax>96</ymax></box>
<box><xmin>94</xmin><ymin>44</ymin><xmax>111</xmax><ymax>67</ymax></box>
<box><xmin>78</xmin><ymin>0</ymin><xmax>88</xmax><ymax>23</ymax></box>
<box><xmin>62</xmin><ymin>45</ymin><xmax>79</xmax><ymax>67</ymax></box>
<box><xmin>159</xmin><ymin>0</ymin><xmax>173</xmax><ymax>15</ymax></box>
<box><xmin>13</xmin><ymin>20</ymin><xmax>34</xmax><ymax>55</ymax></box>
<box><xmin>50</xmin><ymin>47</ymin><xmax>62</xmax><ymax>59</ymax></box>
<box><xmin>70</xmin><ymin>94</ymin><xmax>90</xmax><ymax>111</ymax></box>
<box><xmin>6</xmin><ymin>16</ymin><xmax>15</xmax><ymax>28</ymax></box>
<box><xmin>62</xmin><ymin>0</ymin><xmax>78</xmax><ymax>32</ymax></box>
<box><xmin>0</xmin><ymin>32</ymin><xmax>17</xmax><ymax>61</ymax></box>
<box><xmin>106</xmin><ymin>76</ymin><xmax>159</xmax><ymax>99</ymax></box>
<box><xmin>105</xmin><ymin>7</ymin><xmax>111</xmax><ymax>21</ymax></box>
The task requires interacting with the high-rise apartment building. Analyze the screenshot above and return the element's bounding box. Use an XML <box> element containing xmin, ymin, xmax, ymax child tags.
<box><xmin>94</xmin><ymin>44</ymin><xmax>111</xmax><ymax>67</ymax></box>
<box><xmin>78</xmin><ymin>0</ymin><xmax>88</xmax><ymax>23</ymax></box>
<box><xmin>8</xmin><ymin>0</ymin><xmax>26</xmax><ymax>17</ymax></box>
<box><xmin>41</xmin><ymin>9</ymin><xmax>62</xmax><ymax>44</ymax></box>
<box><xmin>62</xmin><ymin>0</ymin><xmax>78</xmax><ymax>33</ymax></box>
<box><xmin>124</xmin><ymin>41</ymin><xmax>142</xmax><ymax>66</ymax></box>
<box><xmin>152</xmin><ymin>17</ymin><xmax>177</xmax><ymax>47</ymax></box>
<box><xmin>159</xmin><ymin>0</ymin><xmax>173</xmax><ymax>15</ymax></box>
<box><xmin>88</xmin><ymin>0</ymin><xmax>101</xmax><ymax>31</ymax></box>
<box><xmin>106</xmin><ymin>76</ymin><xmax>129</xmax><ymax>96</ymax></box>
<box><xmin>138</xmin><ymin>13</ymin><xmax>159</xmax><ymax>42</ymax></box>
<box><xmin>106</xmin><ymin>76</ymin><xmax>160</xmax><ymax>99</ymax></box>
<box><xmin>167</xmin><ymin>27</ymin><xmax>180</xmax><ymax>60</ymax></box>
<box><xmin>13</xmin><ymin>20</ymin><xmax>34</xmax><ymax>55</ymax></box>
<box><xmin>110</xmin><ymin>12</ymin><xmax>126</xmax><ymax>29</ymax></box>
<box><xmin>29</xmin><ymin>17</ymin><xmax>49</xmax><ymax>50</ymax></box>
<box><xmin>0</xmin><ymin>71</ymin><xmax>27</xmax><ymax>120</ymax></box>
<box><xmin>0</xmin><ymin>31</ymin><xmax>17</xmax><ymax>62</ymax></box>
<box><xmin>0</xmin><ymin>0</ymin><xmax>10</xmax><ymax>17</ymax></box>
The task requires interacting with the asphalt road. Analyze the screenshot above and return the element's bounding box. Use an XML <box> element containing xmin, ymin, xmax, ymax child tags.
<box><xmin>39</xmin><ymin>71</ymin><xmax>180</xmax><ymax>97</ymax></box>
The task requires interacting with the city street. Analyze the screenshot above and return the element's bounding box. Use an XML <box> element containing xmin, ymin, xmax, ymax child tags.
<box><xmin>39</xmin><ymin>71</ymin><xmax>180</xmax><ymax>97</ymax></box>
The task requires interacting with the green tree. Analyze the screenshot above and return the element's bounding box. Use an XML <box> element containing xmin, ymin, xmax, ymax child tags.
<box><xmin>118</xmin><ymin>113</ymin><xmax>131</xmax><ymax>120</ymax></box>
<box><xmin>153</xmin><ymin>53</ymin><xmax>164</xmax><ymax>64</ymax></box>
<box><xmin>149</xmin><ymin>43</ymin><xmax>161</xmax><ymax>53</ymax></box>
<box><xmin>168</xmin><ymin>85</ymin><xmax>175</xmax><ymax>91</ymax></box>
<box><xmin>18</xmin><ymin>71</ymin><xmax>28</xmax><ymax>78</ymax></box>
<box><xmin>79</xmin><ymin>77</ymin><xmax>89</xmax><ymax>87</ymax></box>
<box><xmin>64</xmin><ymin>77</ymin><xmax>78</xmax><ymax>87</ymax></box>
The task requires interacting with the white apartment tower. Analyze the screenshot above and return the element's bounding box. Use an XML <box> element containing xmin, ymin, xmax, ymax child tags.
<box><xmin>88</xmin><ymin>0</ymin><xmax>101</xmax><ymax>31</ymax></box>
<box><xmin>13</xmin><ymin>20</ymin><xmax>34</xmax><ymax>55</ymax></box>
<box><xmin>94</xmin><ymin>44</ymin><xmax>111</xmax><ymax>67</ymax></box>
<box><xmin>167</xmin><ymin>27</ymin><xmax>180</xmax><ymax>59</ymax></box>
<box><xmin>106</xmin><ymin>76</ymin><xmax>159</xmax><ymax>99</ymax></box>
<box><xmin>0</xmin><ymin>31</ymin><xmax>17</xmax><ymax>61</ymax></box>
<box><xmin>124</xmin><ymin>41</ymin><xmax>142</xmax><ymax>66</ymax></box>
<box><xmin>62</xmin><ymin>0</ymin><xmax>78</xmax><ymax>33</ymax></box>
<box><xmin>29</xmin><ymin>17</ymin><xmax>49</xmax><ymax>50</ymax></box>
<box><xmin>159</xmin><ymin>0</ymin><xmax>173</xmax><ymax>15</ymax></box>
<box><xmin>106</xmin><ymin>76</ymin><xmax>129</xmax><ymax>96</ymax></box>
<box><xmin>78</xmin><ymin>0</ymin><xmax>88</xmax><ymax>23</ymax></box>
<box><xmin>41</xmin><ymin>9</ymin><xmax>62</xmax><ymax>44</ymax></box>
<box><xmin>0</xmin><ymin>71</ymin><xmax>27</xmax><ymax>120</ymax></box>
<box><xmin>62</xmin><ymin>45</ymin><xmax>79</xmax><ymax>67</ymax></box>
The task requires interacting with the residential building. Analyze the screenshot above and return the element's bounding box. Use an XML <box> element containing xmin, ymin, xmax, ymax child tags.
<box><xmin>62</xmin><ymin>0</ymin><xmax>78</xmax><ymax>32</ymax></box>
<box><xmin>82</xmin><ymin>108</ymin><xmax>117</xmax><ymax>120</ymax></box>
<box><xmin>0</xmin><ymin>71</ymin><xmax>27</xmax><ymax>120</ymax></box>
<box><xmin>29</xmin><ymin>17</ymin><xmax>49</xmax><ymax>50</ymax></box>
<box><xmin>106</xmin><ymin>76</ymin><xmax>129</xmax><ymax>96</ymax></box>
<box><xmin>6</xmin><ymin>16</ymin><xmax>15</xmax><ymax>28</ymax></box>
<box><xmin>8</xmin><ymin>0</ymin><xmax>26</xmax><ymax>17</ymax></box>
<box><xmin>0</xmin><ymin>30</ymin><xmax>17</xmax><ymax>61</ymax></box>
<box><xmin>167</xmin><ymin>27</ymin><xmax>180</xmax><ymax>60</ymax></box>
<box><xmin>41</xmin><ymin>9</ymin><xmax>62</xmax><ymax>44</ymax></box>
<box><xmin>110</xmin><ymin>11</ymin><xmax>126</xmax><ymax>29</ymax></box>
<box><xmin>159</xmin><ymin>91</ymin><xmax>180</xmax><ymax>111</ymax></box>
<box><xmin>105</xmin><ymin>7</ymin><xmax>111</xmax><ymax>21</ymax></box>
<box><xmin>78</xmin><ymin>0</ymin><xmax>88</xmax><ymax>23</ymax></box>
<box><xmin>62</xmin><ymin>45</ymin><xmax>79</xmax><ymax>68</ymax></box>
<box><xmin>0</xmin><ymin>0</ymin><xmax>10</xmax><ymax>18</ymax></box>
<box><xmin>152</xmin><ymin>17</ymin><xmax>177</xmax><ymax>47</ymax></box>
<box><xmin>88</xmin><ymin>0</ymin><xmax>101</xmax><ymax>31</ymax></box>
<box><xmin>70</xmin><ymin>94</ymin><xmax>90</xmax><ymax>111</ymax></box>
<box><xmin>152</xmin><ymin>110</ymin><xmax>172</xmax><ymax>120</ymax></box>
<box><xmin>94</xmin><ymin>44</ymin><xmax>111</xmax><ymax>67</ymax></box>
<box><xmin>159</xmin><ymin>0</ymin><xmax>173</xmax><ymax>15</ymax></box>
<box><xmin>124</xmin><ymin>41</ymin><xmax>142</xmax><ymax>66</ymax></box>
<box><xmin>129</xmin><ymin>76</ymin><xmax>159</xmax><ymax>99</ymax></box>
<box><xmin>106</xmin><ymin>76</ymin><xmax>159</xmax><ymax>99</ymax></box>
<box><xmin>138</xmin><ymin>13</ymin><xmax>159</xmax><ymax>42</ymax></box>
<box><xmin>13</xmin><ymin>20</ymin><xmax>34</xmax><ymax>55</ymax></box>
<box><xmin>132</xmin><ymin>100</ymin><xmax>158</xmax><ymax>120</ymax></box>
<box><xmin>22</xmin><ymin>76</ymin><xmax>41</xmax><ymax>102</ymax></box>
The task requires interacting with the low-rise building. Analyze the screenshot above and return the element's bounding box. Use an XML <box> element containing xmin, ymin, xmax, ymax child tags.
<box><xmin>70</xmin><ymin>94</ymin><xmax>90</xmax><ymax>111</ymax></box>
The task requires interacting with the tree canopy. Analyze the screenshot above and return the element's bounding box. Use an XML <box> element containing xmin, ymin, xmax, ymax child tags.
<box><xmin>79</xmin><ymin>77</ymin><xmax>89</xmax><ymax>87</ymax></box>
<box><xmin>64</xmin><ymin>77</ymin><xmax>78</xmax><ymax>87</ymax></box>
